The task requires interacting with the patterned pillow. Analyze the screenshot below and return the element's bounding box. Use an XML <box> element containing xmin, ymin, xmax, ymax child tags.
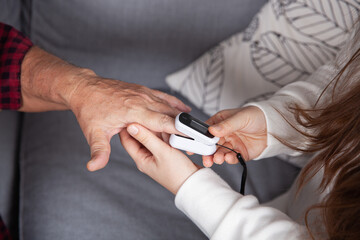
<box><xmin>166</xmin><ymin>0</ymin><xmax>360</xmax><ymax>115</ymax></box>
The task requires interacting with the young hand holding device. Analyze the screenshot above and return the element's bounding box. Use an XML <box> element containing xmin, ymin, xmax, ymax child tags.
<box><xmin>169</xmin><ymin>112</ymin><xmax>247</xmax><ymax>194</ymax></box>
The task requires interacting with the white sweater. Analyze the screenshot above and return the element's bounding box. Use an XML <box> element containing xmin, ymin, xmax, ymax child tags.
<box><xmin>174</xmin><ymin>23</ymin><xmax>360</xmax><ymax>240</ymax></box>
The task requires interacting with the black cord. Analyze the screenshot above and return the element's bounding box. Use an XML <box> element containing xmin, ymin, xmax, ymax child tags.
<box><xmin>216</xmin><ymin>144</ymin><xmax>247</xmax><ymax>195</ymax></box>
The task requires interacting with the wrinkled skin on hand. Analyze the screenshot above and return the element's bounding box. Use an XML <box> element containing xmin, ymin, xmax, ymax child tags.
<box><xmin>19</xmin><ymin>46</ymin><xmax>190</xmax><ymax>171</ymax></box>
<box><xmin>70</xmin><ymin>76</ymin><xmax>190</xmax><ymax>171</ymax></box>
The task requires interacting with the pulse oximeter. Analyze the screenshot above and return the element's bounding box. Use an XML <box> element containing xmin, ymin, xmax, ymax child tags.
<box><xmin>169</xmin><ymin>113</ymin><xmax>219</xmax><ymax>155</ymax></box>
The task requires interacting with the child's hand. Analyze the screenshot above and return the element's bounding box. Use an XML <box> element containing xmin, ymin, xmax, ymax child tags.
<box><xmin>203</xmin><ymin>106</ymin><xmax>267</xmax><ymax>167</ymax></box>
<box><xmin>119</xmin><ymin>124</ymin><xmax>199</xmax><ymax>195</ymax></box>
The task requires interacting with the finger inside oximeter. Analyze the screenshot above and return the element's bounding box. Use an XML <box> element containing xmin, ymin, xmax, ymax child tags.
<box><xmin>175</xmin><ymin>134</ymin><xmax>194</xmax><ymax>140</ymax></box>
<box><xmin>169</xmin><ymin>134</ymin><xmax>217</xmax><ymax>156</ymax></box>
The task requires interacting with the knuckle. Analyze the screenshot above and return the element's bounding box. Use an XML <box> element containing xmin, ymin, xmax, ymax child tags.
<box><xmin>220</xmin><ymin>119</ymin><xmax>233</xmax><ymax>131</ymax></box>
<box><xmin>209</xmin><ymin>110</ymin><xmax>227</xmax><ymax>124</ymax></box>
<box><xmin>139</xmin><ymin>93</ymin><xmax>153</xmax><ymax>102</ymax></box>
<box><xmin>89</xmin><ymin>130</ymin><xmax>110</xmax><ymax>154</ymax></box>
<box><xmin>137</xmin><ymin>87</ymin><xmax>154</xmax><ymax>102</ymax></box>
<box><xmin>138</xmin><ymin>133</ymin><xmax>150</xmax><ymax>144</ymax></box>
<box><xmin>136</xmin><ymin>162</ymin><xmax>146</xmax><ymax>173</ymax></box>
<box><xmin>123</xmin><ymin>96</ymin><xmax>140</xmax><ymax>107</ymax></box>
<box><xmin>91</xmin><ymin>142</ymin><xmax>110</xmax><ymax>155</ymax></box>
<box><xmin>135</xmin><ymin>155</ymin><xmax>152</xmax><ymax>173</ymax></box>
<box><xmin>158</xmin><ymin>114</ymin><xmax>172</xmax><ymax>127</ymax></box>
<box><xmin>155</xmin><ymin>97</ymin><xmax>168</xmax><ymax>105</ymax></box>
<box><xmin>225</xmin><ymin>156</ymin><xmax>236</xmax><ymax>164</ymax></box>
<box><xmin>217</xmin><ymin>110</ymin><xmax>228</xmax><ymax>120</ymax></box>
<box><xmin>122</xmin><ymin>99</ymin><xmax>135</xmax><ymax>111</ymax></box>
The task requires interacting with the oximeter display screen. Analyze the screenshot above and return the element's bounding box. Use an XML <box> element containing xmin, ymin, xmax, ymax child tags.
<box><xmin>179</xmin><ymin>113</ymin><xmax>215</xmax><ymax>138</ymax></box>
<box><xmin>190</xmin><ymin>120</ymin><xmax>208</xmax><ymax>135</ymax></box>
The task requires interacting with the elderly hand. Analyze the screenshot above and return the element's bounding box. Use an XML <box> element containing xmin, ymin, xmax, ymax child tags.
<box><xmin>202</xmin><ymin>106</ymin><xmax>267</xmax><ymax>167</ymax></box>
<box><xmin>19</xmin><ymin>46</ymin><xmax>190</xmax><ymax>171</ymax></box>
<box><xmin>120</xmin><ymin>124</ymin><xmax>199</xmax><ymax>194</ymax></box>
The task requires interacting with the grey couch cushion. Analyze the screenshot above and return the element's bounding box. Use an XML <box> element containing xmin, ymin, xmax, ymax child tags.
<box><xmin>0</xmin><ymin>111</ymin><xmax>20</xmax><ymax>236</ymax></box>
<box><xmin>0</xmin><ymin>0</ymin><xmax>22</xmax><ymax>29</ymax></box>
<box><xmin>0</xmin><ymin>0</ymin><xmax>22</xmax><ymax>236</ymax></box>
<box><xmin>26</xmin><ymin>0</ymin><xmax>267</xmax><ymax>89</ymax></box>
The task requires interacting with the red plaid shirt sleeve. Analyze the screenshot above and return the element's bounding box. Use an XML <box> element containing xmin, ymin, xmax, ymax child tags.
<box><xmin>0</xmin><ymin>23</ymin><xmax>33</xmax><ymax>110</ymax></box>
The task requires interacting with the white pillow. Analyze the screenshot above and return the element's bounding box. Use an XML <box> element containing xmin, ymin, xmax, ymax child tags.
<box><xmin>166</xmin><ymin>0</ymin><xmax>360</xmax><ymax>116</ymax></box>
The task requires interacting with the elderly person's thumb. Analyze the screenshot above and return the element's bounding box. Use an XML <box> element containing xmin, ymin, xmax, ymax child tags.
<box><xmin>86</xmin><ymin>131</ymin><xmax>111</xmax><ymax>171</ymax></box>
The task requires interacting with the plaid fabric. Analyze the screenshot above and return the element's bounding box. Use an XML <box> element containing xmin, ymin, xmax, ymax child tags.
<box><xmin>0</xmin><ymin>216</ymin><xmax>11</xmax><ymax>240</ymax></box>
<box><xmin>0</xmin><ymin>22</ymin><xmax>33</xmax><ymax>110</ymax></box>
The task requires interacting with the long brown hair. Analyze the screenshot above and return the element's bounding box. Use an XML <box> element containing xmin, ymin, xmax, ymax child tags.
<box><xmin>280</xmin><ymin>40</ymin><xmax>360</xmax><ymax>238</ymax></box>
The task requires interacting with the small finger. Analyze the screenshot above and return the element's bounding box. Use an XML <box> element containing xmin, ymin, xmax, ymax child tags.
<box><xmin>202</xmin><ymin>155</ymin><xmax>214</xmax><ymax>167</ymax></box>
<box><xmin>213</xmin><ymin>143</ymin><xmax>233</xmax><ymax>165</ymax></box>
<box><xmin>224</xmin><ymin>152</ymin><xmax>238</xmax><ymax>164</ymax></box>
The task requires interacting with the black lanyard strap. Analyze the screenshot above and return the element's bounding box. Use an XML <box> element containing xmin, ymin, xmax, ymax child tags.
<box><xmin>216</xmin><ymin>144</ymin><xmax>247</xmax><ymax>195</ymax></box>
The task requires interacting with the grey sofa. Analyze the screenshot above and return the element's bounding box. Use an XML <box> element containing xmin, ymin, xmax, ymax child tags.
<box><xmin>0</xmin><ymin>0</ymin><xmax>300</xmax><ymax>239</ymax></box>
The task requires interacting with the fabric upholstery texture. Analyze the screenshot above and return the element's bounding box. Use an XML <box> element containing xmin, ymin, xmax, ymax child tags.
<box><xmin>26</xmin><ymin>0</ymin><xmax>267</xmax><ymax>89</ymax></box>
<box><xmin>0</xmin><ymin>0</ymin><xmax>302</xmax><ymax>239</ymax></box>
<box><xmin>0</xmin><ymin>110</ymin><xmax>19</xmax><ymax>238</ymax></box>
<box><xmin>0</xmin><ymin>0</ymin><xmax>21</xmax><ymax>30</ymax></box>
<box><xmin>0</xmin><ymin>0</ymin><xmax>22</xmax><ymax>237</ymax></box>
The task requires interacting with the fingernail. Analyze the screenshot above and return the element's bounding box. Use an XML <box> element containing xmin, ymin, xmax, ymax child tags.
<box><xmin>87</xmin><ymin>160</ymin><xmax>96</xmax><ymax>171</ymax></box>
<box><xmin>185</xmin><ymin>105</ymin><xmax>192</xmax><ymax>112</ymax></box>
<box><xmin>128</xmin><ymin>125</ymin><xmax>138</xmax><ymax>135</ymax></box>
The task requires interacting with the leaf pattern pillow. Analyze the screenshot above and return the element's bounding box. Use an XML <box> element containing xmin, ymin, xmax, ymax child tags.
<box><xmin>166</xmin><ymin>0</ymin><xmax>360</xmax><ymax>116</ymax></box>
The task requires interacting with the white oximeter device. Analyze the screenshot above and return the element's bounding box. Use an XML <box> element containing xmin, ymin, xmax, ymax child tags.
<box><xmin>169</xmin><ymin>113</ymin><xmax>219</xmax><ymax>156</ymax></box>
